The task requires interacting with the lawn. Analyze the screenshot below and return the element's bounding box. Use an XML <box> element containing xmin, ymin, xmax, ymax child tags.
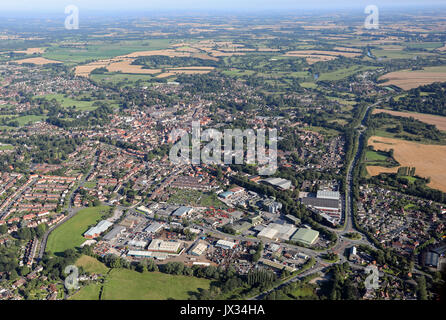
<box><xmin>71</xmin><ymin>267</ymin><xmax>211</xmax><ymax>300</ymax></box>
<box><xmin>46</xmin><ymin>206</ymin><xmax>109</xmax><ymax>256</ymax></box>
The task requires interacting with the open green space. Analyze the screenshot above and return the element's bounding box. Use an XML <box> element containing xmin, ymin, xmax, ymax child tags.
<box><xmin>317</xmin><ymin>66</ymin><xmax>378</xmax><ymax>81</ymax></box>
<box><xmin>43</xmin><ymin>39</ymin><xmax>175</xmax><ymax>64</ymax></box>
<box><xmin>70</xmin><ymin>266</ymin><xmax>211</xmax><ymax>300</ymax></box>
<box><xmin>76</xmin><ymin>254</ymin><xmax>109</xmax><ymax>274</ymax></box>
<box><xmin>167</xmin><ymin>189</ymin><xmax>227</xmax><ymax>209</ymax></box>
<box><xmin>46</xmin><ymin>206</ymin><xmax>109</xmax><ymax>256</ymax></box>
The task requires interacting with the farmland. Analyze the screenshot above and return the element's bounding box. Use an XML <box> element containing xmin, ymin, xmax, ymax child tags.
<box><xmin>379</xmin><ymin>66</ymin><xmax>446</xmax><ymax>90</ymax></box>
<box><xmin>367</xmin><ymin>136</ymin><xmax>446</xmax><ymax>192</ymax></box>
<box><xmin>373</xmin><ymin>108</ymin><xmax>446</xmax><ymax>132</ymax></box>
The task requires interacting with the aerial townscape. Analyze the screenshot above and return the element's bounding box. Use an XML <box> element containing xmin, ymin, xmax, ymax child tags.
<box><xmin>0</xmin><ymin>0</ymin><xmax>445</xmax><ymax>303</ymax></box>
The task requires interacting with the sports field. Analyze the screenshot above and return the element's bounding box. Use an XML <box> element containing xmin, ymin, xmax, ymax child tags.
<box><xmin>46</xmin><ymin>206</ymin><xmax>109</xmax><ymax>255</ymax></box>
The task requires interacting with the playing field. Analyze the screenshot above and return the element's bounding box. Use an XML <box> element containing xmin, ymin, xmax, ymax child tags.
<box><xmin>366</xmin><ymin>136</ymin><xmax>446</xmax><ymax>192</ymax></box>
<box><xmin>70</xmin><ymin>266</ymin><xmax>211</xmax><ymax>300</ymax></box>
<box><xmin>373</xmin><ymin>108</ymin><xmax>446</xmax><ymax>131</ymax></box>
<box><xmin>46</xmin><ymin>206</ymin><xmax>109</xmax><ymax>255</ymax></box>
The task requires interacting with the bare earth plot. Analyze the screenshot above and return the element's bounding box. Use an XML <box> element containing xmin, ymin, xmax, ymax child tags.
<box><xmin>379</xmin><ymin>66</ymin><xmax>446</xmax><ymax>90</ymax></box>
<box><xmin>373</xmin><ymin>108</ymin><xmax>446</xmax><ymax>131</ymax></box>
<box><xmin>366</xmin><ymin>136</ymin><xmax>446</xmax><ymax>192</ymax></box>
<box><xmin>15</xmin><ymin>57</ymin><xmax>62</xmax><ymax>65</ymax></box>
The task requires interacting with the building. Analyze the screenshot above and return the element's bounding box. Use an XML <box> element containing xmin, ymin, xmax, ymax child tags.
<box><xmin>302</xmin><ymin>197</ymin><xmax>340</xmax><ymax>213</ymax></box>
<box><xmin>136</xmin><ymin>206</ymin><xmax>152</xmax><ymax>215</ymax></box>
<box><xmin>262</xmin><ymin>199</ymin><xmax>282</xmax><ymax>214</ymax></box>
<box><xmin>84</xmin><ymin>220</ymin><xmax>113</xmax><ymax>239</ymax></box>
<box><xmin>257</xmin><ymin>223</ymin><xmax>297</xmax><ymax>242</ymax></box>
<box><xmin>147</xmin><ymin>239</ymin><xmax>182</xmax><ymax>254</ymax></box>
<box><xmin>316</xmin><ymin>190</ymin><xmax>340</xmax><ymax>200</ymax></box>
<box><xmin>127</xmin><ymin>250</ymin><xmax>169</xmax><ymax>260</ymax></box>
<box><xmin>262</xmin><ymin>178</ymin><xmax>292</xmax><ymax>190</ymax></box>
<box><xmin>190</xmin><ymin>242</ymin><xmax>208</xmax><ymax>256</ymax></box>
<box><xmin>103</xmin><ymin>225</ymin><xmax>126</xmax><ymax>241</ymax></box>
<box><xmin>144</xmin><ymin>222</ymin><xmax>164</xmax><ymax>234</ymax></box>
<box><xmin>172</xmin><ymin>206</ymin><xmax>193</xmax><ymax>218</ymax></box>
<box><xmin>291</xmin><ymin>228</ymin><xmax>319</xmax><ymax>246</ymax></box>
<box><xmin>219</xmin><ymin>191</ymin><xmax>234</xmax><ymax>199</ymax></box>
<box><xmin>215</xmin><ymin>239</ymin><xmax>237</xmax><ymax>250</ymax></box>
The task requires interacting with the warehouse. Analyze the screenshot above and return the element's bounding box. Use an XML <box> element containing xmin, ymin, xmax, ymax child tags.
<box><xmin>144</xmin><ymin>221</ymin><xmax>164</xmax><ymax>234</ymax></box>
<box><xmin>215</xmin><ymin>239</ymin><xmax>237</xmax><ymax>250</ymax></box>
<box><xmin>84</xmin><ymin>220</ymin><xmax>113</xmax><ymax>239</ymax></box>
<box><xmin>302</xmin><ymin>197</ymin><xmax>340</xmax><ymax>213</ymax></box>
<box><xmin>291</xmin><ymin>228</ymin><xmax>319</xmax><ymax>246</ymax></box>
<box><xmin>103</xmin><ymin>225</ymin><xmax>126</xmax><ymax>241</ymax></box>
<box><xmin>127</xmin><ymin>250</ymin><xmax>169</xmax><ymax>260</ymax></box>
<box><xmin>172</xmin><ymin>206</ymin><xmax>194</xmax><ymax>218</ymax></box>
<box><xmin>147</xmin><ymin>239</ymin><xmax>182</xmax><ymax>254</ymax></box>
<box><xmin>257</xmin><ymin>223</ymin><xmax>297</xmax><ymax>242</ymax></box>
<box><xmin>190</xmin><ymin>242</ymin><xmax>208</xmax><ymax>256</ymax></box>
<box><xmin>261</xmin><ymin>177</ymin><xmax>292</xmax><ymax>190</ymax></box>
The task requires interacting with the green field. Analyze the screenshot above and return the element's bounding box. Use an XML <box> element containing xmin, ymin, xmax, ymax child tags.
<box><xmin>70</xmin><ymin>266</ymin><xmax>211</xmax><ymax>300</ymax></box>
<box><xmin>76</xmin><ymin>255</ymin><xmax>109</xmax><ymax>274</ymax></box>
<box><xmin>43</xmin><ymin>40</ymin><xmax>175</xmax><ymax>64</ymax></box>
<box><xmin>317</xmin><ymin>66</ymin><xmax>378</xmax><ymax>81</ymax></box>
<box><xmin>46</xmin><ymin>206</ymin><xmax>109</xmax><ymax>255</ymax></box>
<box><xmin>365</xmin><ymin>150</ymin><xmax>388</xmax><ymax>162</ymax></box>
<box><xmin>40</xmin><ymin>93</ymin><xmax>118</xmax><ymax>111</ymax></box>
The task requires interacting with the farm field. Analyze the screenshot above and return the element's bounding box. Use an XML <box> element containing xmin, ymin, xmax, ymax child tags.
<box><xmin>373</xmin><ymin>108</ymin><xmax>446</xmax><ymax>131</ymax></box>
<box><xmin>46</xmin><ymin>206</ymin><xmax>109</xmax><ymax>256</ymax></box>
<box><xmin>378</xmin><ymin>66</ymin><xmax>446</xmax><ymax>90</ymax></box>
<box><xmin>317</xmin><ymin>66</ymin><xmax>378</xmax><ymax>81</ymax></box>
<box><xmin>14</xmin><ymin>57</ymin><xmax>62</xmax><ymax>65</ymax></box>
<box><xmin>39</xmin><ymin>94</ymin><xmax>116</xmax><ymax>111</ymax></box>
<box><xmin>367</xmin><ymin>136</ymin><xmax>446</xmax><ymax>192</ymax></box>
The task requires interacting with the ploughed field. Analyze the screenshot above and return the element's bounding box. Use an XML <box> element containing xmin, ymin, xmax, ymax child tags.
<box><xmin>366</xmin><ymin>136</ymin><xmax>446</xmax><ymax>192</ymax></box>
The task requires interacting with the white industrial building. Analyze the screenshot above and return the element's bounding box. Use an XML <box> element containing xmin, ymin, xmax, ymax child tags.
<box><xmin>215</xmin><ymin>239</ymin><xmax>237</xmax><ymax>250</ymax></box>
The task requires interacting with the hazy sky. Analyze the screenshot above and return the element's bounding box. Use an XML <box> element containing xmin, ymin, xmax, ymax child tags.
<box><xmin>0</xmin><ymin>0</ymin><xmax>445</xmax><ymax>12</ymax></box>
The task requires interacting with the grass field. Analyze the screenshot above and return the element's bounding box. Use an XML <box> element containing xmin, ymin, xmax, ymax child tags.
<box><xmin>46</xmin><ymin>206</ymin><xmax>109</xmax><ymax>256</ymax></box>
<box><xmin>43</xmin><ymin>40</ymin><xmax>174</xmax><ymax>64</ymax></box>
<box><xmin>365</xmin><ymin>150</ymin><xmax>388</xmax><ymax>162</ymax></box>
<box><xmin>70</xmin><ymin>266</ymin><xmax>211</xmax><ymax>300</ymax></box>
<box><xmin>76</xmin><ymin>255</ymin><xmax>109</xmax><ymax>274</ymax></box>
<box><xmin>40</xmin><ymin>94</ymin><xmax>118</xmax><ymax>111</ymax></box>
<box><xmin>317</xmin><ymin>66</ymin><xmax>377</xmax><ymax>81</ymax></box>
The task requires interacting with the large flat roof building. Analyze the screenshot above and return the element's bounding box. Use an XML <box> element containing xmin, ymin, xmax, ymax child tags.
<box><xmin>215</xmin><ymin>239</ymin><xmax>237</xmax><ymax>250</ymax></box>
<box><xmin>291</xmin><ymin>228</ymin><xmax>319</xmax><ymax>246</ymax></box>
<box><xmin>84</xmin><ymin>220</ymin><xmax>113</xmax><ymax>239</ymax></box>
<box><xmin>147</xmin><ymin>239</ymin><xmax>182</xmax><ymax>254</ymax></box>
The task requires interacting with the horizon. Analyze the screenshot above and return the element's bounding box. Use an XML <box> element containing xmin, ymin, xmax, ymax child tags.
<box><xmin>1</xmin><ymin>0</ymin><xmax>446</xmax><ymax>14</ymax></box>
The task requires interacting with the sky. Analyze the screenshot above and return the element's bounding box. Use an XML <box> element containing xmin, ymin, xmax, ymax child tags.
<box><xmin>0</xmin><ymin>0</ymin><xmax>445</xmax><ymax>13</ymax></box>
